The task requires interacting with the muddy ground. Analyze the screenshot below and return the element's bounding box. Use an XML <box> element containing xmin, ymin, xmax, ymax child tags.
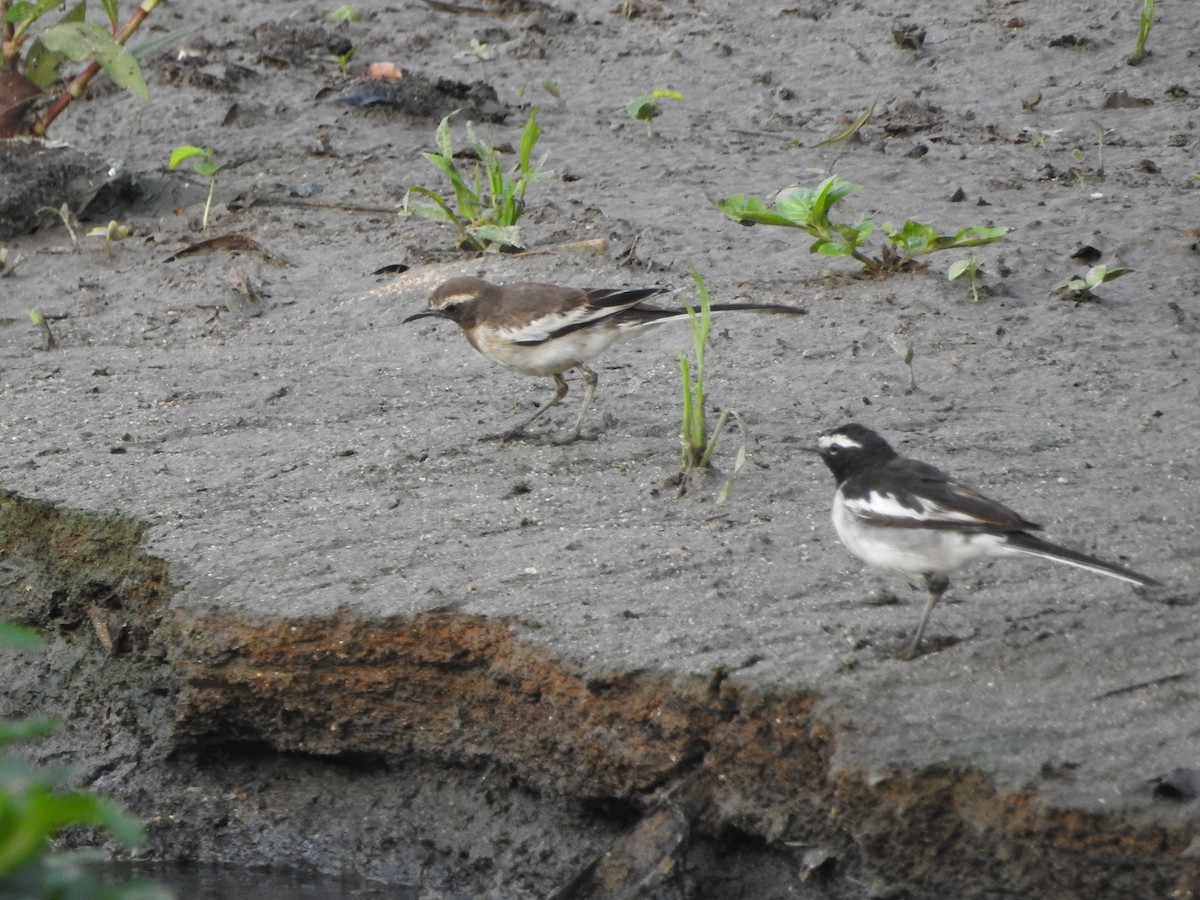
<box><xmin>1</xmin><ymin>0</ymin><xmax>1199</xmax><ymax>897</ymax></box>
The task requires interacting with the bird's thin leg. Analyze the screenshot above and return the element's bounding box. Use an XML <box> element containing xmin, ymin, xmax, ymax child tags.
<box><xmin>564</xmin><ymin>364</ymin><xmax>599</xmax><ymax>443</ymax></box>
<box><xmin>502</xmin><ymin>374</ymin><xmax>569</xmax><ymax>441</ymax></box>
<box><xmin>902</xmin><ymin>573</ymin><xmax>949</xmax><ymax>659</ymax></box>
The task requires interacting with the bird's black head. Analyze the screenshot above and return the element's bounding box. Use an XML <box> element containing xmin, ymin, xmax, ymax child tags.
<box><xmin>814</xmin><ymin>423</ymin><xmax>898</xmax><ymax>481</ymax></box>
<box><xmin>403</xmin><ymin>276</ymin><xmax>494</xmax><ymax>329</ymax></box>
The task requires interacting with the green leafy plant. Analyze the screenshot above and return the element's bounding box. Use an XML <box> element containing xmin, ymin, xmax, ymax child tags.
<box><xmin>0</xmin><ymin>621</ymin><xmax>171</xmax><ymax>899</ymax></box>
<box><xmin>1054</xmin><ymin>264</ymin><xmax>1133</xmax><ymax>300</ymax></box>
<box><xmin>0</xmin><ymin>0</ymin><xmax>158</xmax><ymax>138</ymax></box>
<box><xmin>329</xmin><ymin>3</ymin><xmax>359</xmax><ymax>23</ymax></box>
<box><xmin>167</xmin><ymin>145</ymin><xmax>224</xmax><ymax>232</ymax></box>
<box><xmin>403</xmin><ymin>106</ymin><xmax>549</xmax><ymax>252</ymax></box>
<box><xmin>717</xmin><ymin>175</ymin><xmax>1008</xmax><ymax>276</ymax></box>
<box><xmin>947</xmin><ymin>255</ymin><xmax>986</xmax><ymax>302</ymax></box>
<box><xmin>625</xmin><ymin>87</ymin><xmax>683</xmax><ymax>138</ymax></box>
<box><xmin>1129</xmin><ymin>0</ymin><xmax>1154</xmax><ymax>64</ymax></box>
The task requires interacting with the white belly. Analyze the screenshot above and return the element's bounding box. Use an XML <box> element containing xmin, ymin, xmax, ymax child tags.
<box><xmin>832</xmin><ymin>498</ymin><xmax>1012</xmax><ymax>577</ymax></box>
<box><xmin>473</xmin><ymin>328</ymin><xmax>622</xmax><ymax>376</ymax></box>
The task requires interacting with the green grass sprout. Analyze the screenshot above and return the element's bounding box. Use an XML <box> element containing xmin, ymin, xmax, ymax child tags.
<box><xmin>679</xmin><ymin>270</ymin><xmax>729</xmax><ymax>474</ymax></box>
<box><xmin>1129</xmin><ymin>0</ymin><xmax>1154</xmax><ymax>65</ymax></box>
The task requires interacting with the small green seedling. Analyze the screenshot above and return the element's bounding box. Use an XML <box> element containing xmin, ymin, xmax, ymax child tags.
<box><xmin>34</xmin><ymin>202</ymin><xmax>79</xmax><ymax>246</ymax></box>
<box><xmin>329</xmin><ymin>4</ymin><xmax>360</xmax><ymax>23</ymax></box>
<box><xmin>327</xmin><ymin>44</ymin><xmax>355</xmax><ymax>73</ymax></box>
<box><xmin>626</xmin><ymin>88</ymin><xmax>684</xmax><ymax>138</ymax></box>
<box><xmin>28</xmin><ymin>307</ymin><xmax>53</xmax><ymax>350</ymax></box>
<box><xmin>1129</xmin><ymin>0</ymin><xmax>1154</xmax><ymax>64</ymax></box>
<box><xmin>1054</xmin><ymin>264</ymin><xmax>1133</xmax><ymax>300</ymax></box>
<box><xmin>679</xmin><ymin>271</ymin><xmax>727</xmax><ymax>469</ymax></box>
<box><xmin>86</xmin><ymin>218</ymin><xmax>131</xmax><ymax>255</ymax></box>
<box><xmin>0</xmin><ymin>247</ymin><xmax>22</xmax><ymax>276</ymax></box>
<box><xmin>403</xmin><ymin>106</ymin><xmax>549</xmax><ymax>252</ymax></box>
<box><xmin>947</xmin><ymin>256</ymin><xmax>985</xmax><ymax>302</ymax></box>
<box><xmin>168</xmin><ymin>145</ymin><xmax>224</xmax><ymax>231</ymax></box>
<box><xmin>717</xmin><ymin>175</ymin><xmax>1008</xmax><ymax>276</ymax></box>
<box><xmin>887</xmin><ymin>332</ymin><xmax>917</xmax><ymax>394</ymax></box>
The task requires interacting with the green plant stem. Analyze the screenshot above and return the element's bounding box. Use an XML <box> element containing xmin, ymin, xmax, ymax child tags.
<box><xmin>201</xmin><ymin>175</ymin><xmax>215</xmax><ymax>231</ymax></box>
<box><xmin>2</xmin><ymin>5</ymin><xmax>15</xmax><ymax>68</ymax></box>
<box><xmin>30</xmin><ymin>0</ymin><xmax>159</xmax><ymax>137</ymax></box>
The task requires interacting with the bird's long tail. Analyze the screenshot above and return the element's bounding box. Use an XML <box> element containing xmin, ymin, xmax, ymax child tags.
<box><xmin>615</xmin><ymin>303</ymin><xmax>804</xmax><ymax>331</ymax></box>
<box><xmin>1004</xmin><ymin>532</ymin><xmax>1160</xmax><ymax>587</ymax></box>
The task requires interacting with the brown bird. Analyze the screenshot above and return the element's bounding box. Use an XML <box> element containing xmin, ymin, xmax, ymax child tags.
<box><xmin>404</xmin><ymin>275</ymin><xmax>804</xmax><ymax>442</ymax></box>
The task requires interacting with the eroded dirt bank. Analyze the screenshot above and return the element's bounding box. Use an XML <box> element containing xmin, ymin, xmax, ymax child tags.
<box><xmin>2</xmin><ymin>492</ymin><xmax>1196</xmax><ymax>898</ymax></box>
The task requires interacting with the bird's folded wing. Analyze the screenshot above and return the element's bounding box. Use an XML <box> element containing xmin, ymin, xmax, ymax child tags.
<box><xmin>505</xmin><ymin>288</ymin><xmax>665</xmax><ymax>345</ymax></box>
<box><xmin>843</xmin><ymin>476</ymin><xmax>1038</xmax><ymax>533</ymax></box>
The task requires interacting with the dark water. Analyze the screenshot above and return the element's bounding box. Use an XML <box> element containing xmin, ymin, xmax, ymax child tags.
<box><xmin>106</xmin><ymin>862</ymin><xmax>416</xmax><ymax>900</ymax></box>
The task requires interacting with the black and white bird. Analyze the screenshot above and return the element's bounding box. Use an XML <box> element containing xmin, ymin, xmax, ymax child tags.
<box><xmin>405</xmin><ymin>276</ymin><xmax>804</xmax><ymax>442</ymax></box>
<box><xmin>813</xmin><ymin>423</ymin><xmax>1160</xmax><ymax>657</ymax></box>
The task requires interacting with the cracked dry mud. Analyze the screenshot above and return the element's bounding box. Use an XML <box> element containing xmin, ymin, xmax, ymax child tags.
<box><xmin>1</xmin><ymin>1</ymin><xmax>1199</xmax><ymax>897</ymax></box>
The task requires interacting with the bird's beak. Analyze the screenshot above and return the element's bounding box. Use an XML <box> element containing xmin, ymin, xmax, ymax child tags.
<box><xmin>403</xmin><ymin>309</ymin><xmax>449</xmax><ymax>324</ymax></box>
<box><xmin>798</xmin><ymin>445</ymin><xmax>823</xmax><ymax>457</ymax></box>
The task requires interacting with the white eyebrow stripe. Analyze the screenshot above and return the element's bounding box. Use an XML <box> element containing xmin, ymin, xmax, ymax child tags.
<box><xmin>819</xmin><ymin>433</ymin><xmax>862</xmax><ymax>451</ymax></box>
<box><xmin>432</xmin><ymin>292</ymin><xmax>480</xmax><ymax>307</ymax></box>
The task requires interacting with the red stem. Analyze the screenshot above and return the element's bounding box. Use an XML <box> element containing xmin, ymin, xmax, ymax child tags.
<box><xmin>30</xmin><ymin>1</ymin><xmax>156</xmax><ymax>137</ymax></box>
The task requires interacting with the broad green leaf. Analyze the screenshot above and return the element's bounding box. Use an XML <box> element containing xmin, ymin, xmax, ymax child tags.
<box><xmin>1087</xmin><ymin>265</ymin><xmax>1133</xmax><ymax>287</ymax></box>
<box><xmin>20</xmin><ymin>0</ymin><xmax>85</xmax><ymax>88</ymax></box>
<box><xmin>812</xmin><ymin>238</ymin><xmax>854</xmax><ymax>257</ymax></box>
<box><xmin>947</xmin><ymin>259</ymin><xmax>972</xmax><ymax>280</ymax></box>
<box><xmin>168</xmin><ymin>145</ymin><xmax>210</xmax><ymax>170</ymax></box>
<box><xmin>835</xmin><ymin>219</ymin><xmax>873</xmax><ymax>248</ymax></box>
<box><xmin>812</xmin><ymin>175</ymin><xmax>860</xmax><ymax>219</ymax></box>
<box><xmin>717</xmin><ymin>194</ymin><xmax>804</xmax><ymax>229</ymax></box>
<box><xmin>951</xmin><ymin>225</ymin><xmax>1008</xmax><ymax>246</ymax></box>
<box><xmin>4</xmin><ymin>0</ymin><xmax>62</xmax><ymax>25</ymax></box>
<box><xmin>626</xmin><ymin>96</ymin><xmax>659</xmax><ymax>122</ymax></box>
<box><xmin>774</xmin><ymin>187</ymin><xmax>820</xmax><ymax>226</ymax></box>
<box><xmin>469</xmin><ymin>223</ymin><xmax>523</xmax><ymax>249</ymax></box>
<box><xmin>884</xmin><ymin>219</ymin><xmax>939</xmax><ymax>255</ymax></box>
<box><xmin>39</xmin><ymin>22</ymin><xmax>149</xmax><ymax>99</ymax></box>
